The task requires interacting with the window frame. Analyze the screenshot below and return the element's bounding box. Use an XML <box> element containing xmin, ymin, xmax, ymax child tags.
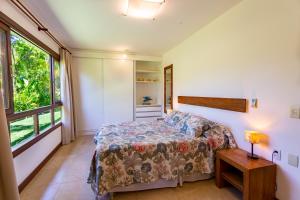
<box><xmin>0</xmin><ymin>13</ymin><xmax>62</xmax><ymax>158</ymax></box>
<box><xmin>53</xmin><ymin>58</ymin><xmax>62</xmax><ymax>103</ymax></box>
<box><xmin>0</xmin><ymin>21</ymin><xmax>14</xmax><ymax>114</ymax></box>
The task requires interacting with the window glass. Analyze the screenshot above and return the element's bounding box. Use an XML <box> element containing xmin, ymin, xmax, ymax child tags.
<box><xmin>0</xmin><ymin>28</ymin><xmax>9</xmax><ymax>108</ymax></box>
<box><xmin>39</xmin><ymin>110</ymin><xmax>52</xmax><ymax>133</ymax></box>
<box><xmin>54</xmin><ymin>60</ymin><xmax>61</xmax><ymax>101</ymax></box>
<box><xmin>11</xmin><ymin>31</ymin><xmax>51</xmax><ymax>112</ymax></box>
<box><xmin>54</xmin><ymin>107</ymin><xmax>62</xmax><ymax>124</ymax></box>
<box><xmin>10</xmin><ymin>116</ymin><xmax>35</xmax><ymax>146</ymax></box>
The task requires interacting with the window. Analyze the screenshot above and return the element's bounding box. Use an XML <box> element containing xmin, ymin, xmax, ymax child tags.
<box><xmin>38</xmin><ymin>110</ymin><xmax>52</xmax><ymax>133</ymax></box>
<box><xmin>0</xmin><ymin>18</ymin><xmax>63</xmax><ymax>153</ymax></box>
<box><xmin>11</xmin><ymin>32</ymin><xmax>51</xmax><ymax>112</ymax></box>
<box><xmin>54</xmin><ymin>107</ymin><xmax>62</xmax><ymax>124</ymax></box>
<box><xmin>10</xmin><ymin>116</ymin><xmax>34</xmax><ymax>146</ymax></box>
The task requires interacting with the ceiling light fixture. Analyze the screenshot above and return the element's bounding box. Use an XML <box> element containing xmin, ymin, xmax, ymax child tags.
<box><xmin>144</xmin><ymin>0</ymin><xmax>165</xmax><ymax>2</ymax></box>
<box><xmin>123</xmin><ymin>0</ymin><xmax>165</xmax><ymax>20</ymax></box>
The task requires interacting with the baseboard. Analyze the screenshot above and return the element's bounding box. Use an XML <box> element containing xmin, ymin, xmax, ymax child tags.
<box><xmin>18</xmin><ymin>143</ymin><xmax>62</xmax><ymax>193</ymax></box>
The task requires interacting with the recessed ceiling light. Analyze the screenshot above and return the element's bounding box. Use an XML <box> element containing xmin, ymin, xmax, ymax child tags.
<box><xmin>123</xmin><ymin>0</ymin><xmax>165</xmax><ymax>19</ymax></box>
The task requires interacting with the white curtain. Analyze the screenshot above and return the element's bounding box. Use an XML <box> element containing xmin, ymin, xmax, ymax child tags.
<box><xmin>0</xmin><ymin>93</ymin><xmax>20</xmax><ymax>200</ymax></box>
<box><xmin>60</xmin><ymin>48</ymin><xmax>76</xmax><ymax>145</ymax></box>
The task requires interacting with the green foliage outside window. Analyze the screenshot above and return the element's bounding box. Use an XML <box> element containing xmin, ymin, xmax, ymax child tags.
<box><xmin>10</xmin><ymin>116</ymin><xmax>34</xmax><ymax>147</ymax></box>
<box><xmin>38</xmin><ymin>110</ymin><xmax>52</xmax><ymax>133</ymax></box>
<box><xmin>11</xmin><ymin>32</ymin><xmax>51</xmax><ymax>112</ymax></box>
<box><xmin>54</xmin><ymin>107</ymin><xmax>62</xmax><ymax>124</ymax></box>
<box><xmin>10</xmin><ymin>109</ymin><xmax>62</xmax><ymax>146</ymax></box>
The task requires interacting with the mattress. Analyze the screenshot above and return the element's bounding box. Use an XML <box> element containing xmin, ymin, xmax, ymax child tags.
<box><xmin>88</xmin><ymin>120</ymin><xmax>236</xmax><ymax>197</ymax></box>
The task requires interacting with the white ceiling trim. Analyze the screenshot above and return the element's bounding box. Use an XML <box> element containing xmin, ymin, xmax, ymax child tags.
<box><xmin>71</xmin><ymin>49</ymin><xmax>162</xmax><ymax>62</ymax></box>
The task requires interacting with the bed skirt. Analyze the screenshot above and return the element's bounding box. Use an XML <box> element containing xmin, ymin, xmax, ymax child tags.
<box><xmin>96</xmin><ymin>173</ymin><xmax>213</xmax><ymax>200</ymax></box>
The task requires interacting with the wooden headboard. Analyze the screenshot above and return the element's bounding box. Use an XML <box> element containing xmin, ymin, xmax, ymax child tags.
<box><xmin>178</xmin><ymin>96</ymin><xmax>247</xmax><ymax>113</ymax></box>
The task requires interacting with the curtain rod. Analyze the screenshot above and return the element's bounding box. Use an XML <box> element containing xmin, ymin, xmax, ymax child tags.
<box><xmin>10</xmin><ymin>0</ymin><xmax>72</xmax><ymax>55</ymax></box>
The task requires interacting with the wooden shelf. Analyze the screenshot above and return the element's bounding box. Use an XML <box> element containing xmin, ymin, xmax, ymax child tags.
<box><xmin>136</xmin><ymin>104</ymin><xmax>161</xmax><ymax>107</ymax></box>
<box><xmin>216</xmin><ymin>149</ymin><xmax>277</xmax><ymax>200</ymax></box>
<box><xmin>136</xmin><ymin>81</ymin><xmax>160</xmax><ymax>83</ymax></box>
<box><xmin>136</xmin><ymin>70</ymin><xmax>160</xmax><ymax>73</ymax></box>
<box><xmin>222</xmin><ymin>171</ymin><xmax>243</xmax><ymax>192</ymax></box>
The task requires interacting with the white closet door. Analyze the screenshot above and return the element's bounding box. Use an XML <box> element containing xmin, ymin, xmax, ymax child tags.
<box><xmin>103</xmin><ymin>59</ymin><xmax>134</xmax><ymax>123</ymax></box>
<box><xmin>72</xmin><ymin>57</ymin><xmax>104</xmax><ymax>134</ymax></box>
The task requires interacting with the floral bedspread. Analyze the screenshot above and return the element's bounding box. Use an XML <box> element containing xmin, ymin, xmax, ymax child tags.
<box><xmin>88</xmin><ymin>120</ymin><xmax>236</xmax><ymax>195</ymax></box>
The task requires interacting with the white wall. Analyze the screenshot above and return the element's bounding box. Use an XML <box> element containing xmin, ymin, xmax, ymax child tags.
<box><xmin>14</xmin><ymin>127</ymin><xmax>61</xmax><ymax>184</ymax></box>
<box><xmin>1</xmin><ymin>0</ymin><xmax>62</xmax><ymax>186</ymax></box>
<box><xmin>163</xmin><ymin>0</ymin><xmax>300</xmax><ymax>199</ymax></box>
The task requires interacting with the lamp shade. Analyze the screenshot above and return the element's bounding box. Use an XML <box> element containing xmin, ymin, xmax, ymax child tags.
<box><xmin>245</xmin><ymin>130</ymin><xmax>264</xmax><ymax>144</ymax></box>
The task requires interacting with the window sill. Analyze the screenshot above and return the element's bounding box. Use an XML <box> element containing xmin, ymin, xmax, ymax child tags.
<box><xmin>12</xmin><ymin>122</ymin><xmax>62</xmax><ymax>158</ymax></box>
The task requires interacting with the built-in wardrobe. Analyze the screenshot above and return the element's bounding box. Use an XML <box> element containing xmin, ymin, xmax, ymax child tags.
<box><xmin>72</xmin><ymin>55</ymin><xmax>162</xmax><ymax>135</ymax></box>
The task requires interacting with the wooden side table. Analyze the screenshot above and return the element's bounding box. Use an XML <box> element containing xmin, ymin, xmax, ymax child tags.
<box><xmin>216</xmin><ymin>148</ymin><xmax>276</xmax><ymax>200</ymax></box>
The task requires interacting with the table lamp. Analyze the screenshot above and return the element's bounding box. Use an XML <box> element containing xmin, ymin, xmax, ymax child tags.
<box><xmin>245</xmin><ymin>130</ymin><xmax>264</xmax><ymax>159</ymax></box>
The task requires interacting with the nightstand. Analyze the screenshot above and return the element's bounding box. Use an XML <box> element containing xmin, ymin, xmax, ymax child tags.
<box><xmin>216</xmin><ymin>148</ymin><xmax>276</xmax><ymax>200</ymax></box>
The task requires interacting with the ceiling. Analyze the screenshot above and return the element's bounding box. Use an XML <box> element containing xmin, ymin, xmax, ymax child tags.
<box><xmin>23</xmin><ymin>0</ymin><xmax>241</xmax><ymax>56</ymax></box>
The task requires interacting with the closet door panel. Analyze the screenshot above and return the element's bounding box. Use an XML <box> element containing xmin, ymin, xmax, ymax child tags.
<box><xmin>72</xmin><ymin>58</ymin><xmax>104</xmax><ymax>134</ymax></box>
<box><xmin>103</xmin><ymin>59</ymin><xmax>134</xmax><ymax>123</ymax></box>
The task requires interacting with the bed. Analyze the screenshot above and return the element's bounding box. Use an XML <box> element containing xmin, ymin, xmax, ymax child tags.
<box><xmin>88</xmin><ymin>111</ymin><xmax>237</xmax><ymax>199</ymax></box>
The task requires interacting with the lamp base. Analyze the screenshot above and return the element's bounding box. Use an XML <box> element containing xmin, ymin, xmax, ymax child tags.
<box><xmin>247</xmin><ymin>152</ymin><xmax>259</xmax><ymax>159</ymax></box>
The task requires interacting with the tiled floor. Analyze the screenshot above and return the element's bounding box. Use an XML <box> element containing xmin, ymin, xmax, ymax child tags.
<box><xmin>20</xmin><ymin>136</ymin><xmax>242</xmax><ymax>200</ymax></box>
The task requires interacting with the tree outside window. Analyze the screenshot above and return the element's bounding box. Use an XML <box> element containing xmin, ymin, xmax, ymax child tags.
<box><xmin>11</xmin><ymin>32</ymin><xmax>51</xmax><ymax>112</ymax></box>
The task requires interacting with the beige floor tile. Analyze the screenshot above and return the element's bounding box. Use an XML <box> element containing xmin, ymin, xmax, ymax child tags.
<box><xmin>54</xmin><ymin>182</ymin><xmax>95</xmax><ymax>200</ymax></box>
<box><xmin>136</xmin><ymin>188</ymin><xmax>178</xmax><ymax>200</ymax></box>
<box><xmin>20</xmin><ymin>135</ymin><xmax>242</xmax><ymax>200</ymax></box>
<box><xmin>20</xmin><ymin>183</ymin><xmax>60</xmax><ymax>200</ymax></box>
<box><xmin>114</xmin><ymin>191</ymin><xmax>138</xmax><ymax>200</ymax></box>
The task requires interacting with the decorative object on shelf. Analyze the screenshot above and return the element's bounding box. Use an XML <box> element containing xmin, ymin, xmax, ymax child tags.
<box><xmin>244</xmin><ymin>130</ymin><xmax>265</xmax><ymax>159</ymax></box>
<box><xmin>143</xmin><ymin>96</ymin><xmax>153</xmax><ymax>105</ymax></box>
